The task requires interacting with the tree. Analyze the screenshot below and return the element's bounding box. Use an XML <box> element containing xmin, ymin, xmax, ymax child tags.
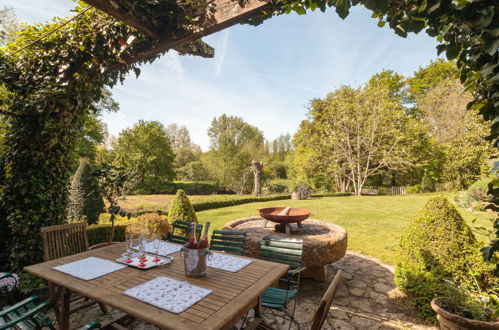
<box><xmin>303</xmin><ymin>83</ymin><xmax>419</xmax><ymax>195</ymax></box>
<box><xmin>207</xmin><ymin>114</ymin><xmax>264</xmax><ymax>194</ymax></box>
<box><xmin>0</xmin><ymin>7</ymin><xmax>21</xmax><ymax>47</ymax></box>
<box><xmin>165</xmin><ymin>123</ymin><xmax>194</xmax><ymax>150</ymax></box>
<box><xmin>94</xmin><ymin>163</ymin><xmax>130</xmax><ymax>243</ymax></box>
<box><xmin>112</xmin><ymin>120</ymin><xmax>175</xmax><ymax>193</ymax></box>
<box><xmin>252</xmin><ymin>160</ymin><xmax>263</xmax><ymax>196</ymax></box>
<box><xmin>67</xmin><ymin>159</ymin><xmax>104</xmax><ymax>224</ymax></box>
<box><xmin>415</xmin><ymin>73</ymin><xmax>493</xmax><ymax>188</ymax></box>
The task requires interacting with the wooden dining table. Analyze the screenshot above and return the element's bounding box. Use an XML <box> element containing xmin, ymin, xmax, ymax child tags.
<box><xmin>24</xmin><ymin>242</ymin><xmax>289</xmax><ymax>330</ymax></box>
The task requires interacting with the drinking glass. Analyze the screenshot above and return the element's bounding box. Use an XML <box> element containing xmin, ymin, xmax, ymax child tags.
<box><xmin>138</xmin><ymin>233</ymin><xmax>149</xmax><ymax>265</ymax></box>
<box><xmin>124</xmin><ymin>233</ymin><xmax>134</xmax><ymax>263</ymax></box>
<box><xmin>152</xmin><ymin>234</ymin><xmax>161</xmax><ymax>263</ymax></box>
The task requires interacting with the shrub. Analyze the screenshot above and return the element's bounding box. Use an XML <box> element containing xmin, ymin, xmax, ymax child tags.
<box><xmin>67</xmin><ymin>159</ymin><xmax>105</xmax><ymax>224</ymax></box>
<box><xmin>406</xmin><ymin>184</ymin><xmax>421</xmax><ymax>194</ymax></box>
<box><xmin>87</xmin><ymin>223</ymin><xmax>128</xmax><ymax>246</ymax></box>
<box><xmin>395</xmin><ymin>196</ymin><xmax>494</xmax><ymax>321</ymax></box>
<box><xmin>192</xmin><ymin>194</ymin><xmax>290</xmax><ymax>211</ymax></box>
<box><xmin>126</xmin><ymin>213</ymin><xmax>171</xmax><ymax>239</ymax></box>
<box><xmin>167</xmin><ymin>189</ymin><xmax>198</xmax><ymax>223</ymax></box>
<box><xmin>264</xmin><ymin>179</ymin><xmax>291</xmax><ymax>194</ymax></box>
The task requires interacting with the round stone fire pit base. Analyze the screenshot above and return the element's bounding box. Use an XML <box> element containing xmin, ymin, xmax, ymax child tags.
<box><xmin>223</xmin><ymin>216</ymin><xmax>348</xmax><ymax>281</ymax></box>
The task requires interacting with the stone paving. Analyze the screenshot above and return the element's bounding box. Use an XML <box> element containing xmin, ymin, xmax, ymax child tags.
<box><xmin>68</xmin><ymin>251</ymin><xmax>437</xmax><ymax>329</ymax></box>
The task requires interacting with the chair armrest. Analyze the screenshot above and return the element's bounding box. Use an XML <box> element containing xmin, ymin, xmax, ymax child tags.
<box><xmin>0</xmin><ymin>273</ymin><xmax>13</xmax><ymax>281</ymax></box>
<box><xmin>0</xmin><ymin>296</ymin><xmax>40</xmax><ymax>317</ymax></box>
<box><xmin>287</xmin><ymin>267</ymin><xmax>306</xmax><ymax>278</ymax></box>
<box><xmin>0</xmin><ymin>301</ymin><xmax>52</xmax><ymax>330</ymax></box>
<box><xmin>82</xmin><ymin>321</ymin><xmax>101</xmax><ymax>330</ymax></box>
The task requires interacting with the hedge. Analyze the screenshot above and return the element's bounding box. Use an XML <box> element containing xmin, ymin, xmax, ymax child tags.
<box><xmin>87</xmin><ymin>223</ymin><xmax>128</xmax><ymax>246</ymax></box>
<box><xmin>134</xmin><ymin>181</ymin><xmax>230</xmax><ymax>195</ymax></box>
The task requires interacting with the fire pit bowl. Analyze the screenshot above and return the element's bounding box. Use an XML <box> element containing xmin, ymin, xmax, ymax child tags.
<box><xmin>259</xmin><ymin>207</ymin><xmax>311</xmax><ymax>223</ymax></box>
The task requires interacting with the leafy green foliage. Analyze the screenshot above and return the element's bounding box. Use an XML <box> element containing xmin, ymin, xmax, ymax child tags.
<box><xmin>167</xmin><ymin>189</ymin><xmax>198</xmax><ymax>224</ymax></box>
<box><xmin>250</xmin><ymin>0</ymin><xmax>498</xmax><ymax>143</ymax></box>
<box><xmin>87</xmin><ymin>223</ymin><xmax>127</xmax><ymax>246</ymax></box>
<box><xmin>206</xmin><ymin>114</ymin><xmax>264</xmax><ymax>194</ymax></box>
<box><xmin>395</xmin><ymin>196</ymin><xmax>494</xmax><ymax>320</ymax></box>
<box><xmin>112</xmin><ymin>120</ymin><xmax>175</xmax><ymax>193</ymax></box>
<box><xmin>296</xmin><ymin>83</ymin><xmax>421</xmax><ymax>195</ymax></box>
<box><xmin>126</xmin><ymin>213</ymin><xmax>171</xmax><ymax>239</ymax></box>
<box><xmin>0</xmin><ymin>3</ymin><xmax>155</xmax><ymax>271</ymax></box>
<box><xmin>67</xmin><ymin>159</ymin><xmax>104</xmax><ymax>224</ymax></box>
<box><xmin>94</xmin><ymin>163</ymin><xmax>130</xmax><ymax>242</ymax></box>
<box><xmin>421</xmin><ymin>172</ymin><xmax>436</xmax><ymax>192</ymax></box>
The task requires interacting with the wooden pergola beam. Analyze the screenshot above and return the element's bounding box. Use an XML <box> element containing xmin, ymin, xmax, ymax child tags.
<box><xmin>83</xmin><ymin>0</ymin><xmax>270</xmax><ymax>64</ymax></box>
<box><xmin>83</xmin><ymin>0</ymin><xmax>161</xmax><ymax>38</ymax></box>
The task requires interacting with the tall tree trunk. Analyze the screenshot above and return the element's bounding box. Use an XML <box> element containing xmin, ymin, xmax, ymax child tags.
<box><xmin>252</xmin><ymin>160</ymin><xmax>263</xmax><ymax>197</ymax></box>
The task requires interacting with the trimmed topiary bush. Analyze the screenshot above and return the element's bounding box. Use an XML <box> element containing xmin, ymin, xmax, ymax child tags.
<box><xmin>167</xmin><ymin>189</ymin><xmax>198</xmax><ymax>224</ymax></box>
<box><xmin>68</xmin><ymin>159</ymin><xmax>105</xmax><ymax>224</ymax></box>
<box><xmin>127</xmin><ymin>213</ymin><xmax>171</xmax><ymax>239</ymax></box>
<box><xmin>395</xmin><ymin>196</ymin><xmax>494</xmax><ymax>321</ymax></box>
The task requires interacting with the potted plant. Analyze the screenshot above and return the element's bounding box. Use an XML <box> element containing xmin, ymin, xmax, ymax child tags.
<box><xmin>431</xmin><ymin>284</ymin><xmax>499</xmax><ymax>329</ymax></box>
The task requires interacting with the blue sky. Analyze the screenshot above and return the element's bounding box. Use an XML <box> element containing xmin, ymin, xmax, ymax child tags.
<box><xmin>3</xmin><ymin>0</ymin><xmax>440</xmax><ymax>150</ymax></box>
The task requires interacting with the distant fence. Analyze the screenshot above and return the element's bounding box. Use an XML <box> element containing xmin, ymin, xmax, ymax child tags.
<box><xmin>391</xmin><ymin>186</ymin><xmax>407</xmax><ymax>195</ymax></box>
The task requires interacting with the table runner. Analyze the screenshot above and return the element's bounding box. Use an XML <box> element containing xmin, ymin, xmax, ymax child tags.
<box><xmin>52</xmin><ymin>257</ymin><xmax>126</xmax><ymax>280</ymax></box>
<box><xmin>124</xmin><ymin>276</ymin><xmax>212</xmax><ymax>313</ymax></box>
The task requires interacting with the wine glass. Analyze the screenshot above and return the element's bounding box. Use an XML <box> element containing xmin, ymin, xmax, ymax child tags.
<box><xmin>138</xmin><ymin>232</ymin><xmax>149</xmax><ymax>266</ymax></box>
<box><xmin>124</xmin><ymin>232</ymin><xmax>134</xmax><ymax>263</ymax></box>
<box><xmin>152</xmin><ymin>234</ymin><xmax>161</xmax><ymax>263</ymax></box>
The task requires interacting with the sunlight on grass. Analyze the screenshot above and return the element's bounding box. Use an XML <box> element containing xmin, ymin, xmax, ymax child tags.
<box><xmin>196</xmin><ymin>194</ymin><xmax>494</xmax><ymax>265</ymax></box>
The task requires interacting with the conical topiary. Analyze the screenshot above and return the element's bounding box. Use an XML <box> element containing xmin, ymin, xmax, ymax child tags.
<box><xmin>68</xmin><ymin>159</ymin><xmax>105</xmax><ymax>224</ymax></box>
<box><xmin>167</xmin><ymin>189</ymin><xmax>198</xmax><ymax>224</ymax></box>
<box><xmin>395</xmin><ymin>196</ymin><xmax>493</xmax><ymax>320</ymax></box>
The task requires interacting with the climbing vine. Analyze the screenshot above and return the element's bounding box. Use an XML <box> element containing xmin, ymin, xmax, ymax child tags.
<box><xmin>0</xmin><ymin>0</ymin><xmax>497</xmax><ymax>273</ymax></box>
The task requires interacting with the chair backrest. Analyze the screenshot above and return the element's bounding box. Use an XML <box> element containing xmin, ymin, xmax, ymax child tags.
<box><xmin>167</xmin><ymin>220</ymin><xmax>203</xmax><ymax>245</ymax></box>
<box><xmin>210</xmin><ymin>230</ymin><xmax>246</xmax><ymax>255</ymax></box>
<box><xmin>41</xmin><ymin>222</ymin><xmax>89</xmax><ymax>261</ymax></box>
<box><xmin>310</xmin><ymin>270</ymin><xmax>343</xmax><ymax>330</ymax></box>
<box><xmin>259</xmin><ymin>236</ymin><xmax>303</xmax><ymax>269</ymax></box>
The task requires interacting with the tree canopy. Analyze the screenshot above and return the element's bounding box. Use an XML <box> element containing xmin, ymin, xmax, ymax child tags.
<box><xmin>112</xmin><ymin>120</ymin><xmax>175</xmax><ymax>193</ymax></box>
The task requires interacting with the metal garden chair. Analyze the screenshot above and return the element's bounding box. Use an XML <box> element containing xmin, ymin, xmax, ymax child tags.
<box><xmin>210</xmin><ymin>230</ymin><xmax>246</xmax><ymax>255</ymax></box>
<box><xmin>40</xmin><ymin>222</ymin><xmax>108</xmax><ymax>315</ymax></box>
<box><xmin>258</xmin><ymin>236</ymin><xmax>306</xmax><ymax>329</ymax></box>
<box><xmin>0</xmin><ymin>296</ymin><xmax>55</xmax><ymax>330</ymax></box>
<box><xmin>248</xmin><ymin>270</ymin><xmax>343</xmax><ymax>330</ymax></box>
<box><xmin>167</xmin><ymin>220</ymin><xmax>203</xmax><ymax>244</ymax></box>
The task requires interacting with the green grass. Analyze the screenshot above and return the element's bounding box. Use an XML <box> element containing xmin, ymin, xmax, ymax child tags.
<box><xmin>196</xmin><ymin>194</ymin><xmax>494</xmax><ymax>265</ymax></box>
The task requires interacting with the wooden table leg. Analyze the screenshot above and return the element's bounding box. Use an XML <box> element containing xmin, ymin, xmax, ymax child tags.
<box><xmin>50</xmin><ymin>284</ymin><xmax>70</xmax><ymax>330</ymax></box>
<box><xmin>253</xmin><ymin>296</ymin><xmax>262</xmax><ymax>318</ymax></box>
<box><xmin>60</xmin><ymin>288</ymin><xmax>70</xmax><ymax>330</ymax></box>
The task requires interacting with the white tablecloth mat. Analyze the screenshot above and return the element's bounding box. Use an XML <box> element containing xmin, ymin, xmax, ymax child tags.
<box><xmin>207</xmin><ymin>252</ymin><xmax>253</xmax><ymax>272</ymax></box>
<box><xmin>123</xmin><ymin>276</ymin><xmax>212</xmax><ymax>313</ymax></box>
<box><xmin>52</xmin><ymin>257</ymin><xmax>126</xmax><ymax>280</ymax></box>
<box><xmin>133</xmin><ymin>241</ymin><xmax>182</xmax><ymax>256</ymax></box>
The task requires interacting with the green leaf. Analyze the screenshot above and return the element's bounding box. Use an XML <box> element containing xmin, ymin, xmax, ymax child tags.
<box><xmin>445</xmin><ymin>44</ymin><xmax>459</xmax><ymax>60</ymax></box>
<box><xmin>418</xmin><ymin>0</ymin><xmax>428</xmax><ymax>13</ymax></box>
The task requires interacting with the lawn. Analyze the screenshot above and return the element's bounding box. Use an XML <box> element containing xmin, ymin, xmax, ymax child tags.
<box><xmin>195</xmin><ymin>193</ymin><xmax>494</xmax><ymax>265</ymax></box>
